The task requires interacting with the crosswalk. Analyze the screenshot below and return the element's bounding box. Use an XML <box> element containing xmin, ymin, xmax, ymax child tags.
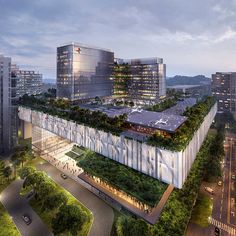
<box><xmin>209</xmin><ymin>217</ymin><xmax>236</xmax><ymax>235</ymax></box>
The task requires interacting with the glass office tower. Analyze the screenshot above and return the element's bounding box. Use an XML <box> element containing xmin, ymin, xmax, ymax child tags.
<box><xmin>113</xmin><ymin>57</ymin><xmax>166</xmax><ymax>102</ymax></box>
<box><xmin>57</xmin><ymin>43</ymin><xmax>114</xmax><ymax>101</ymax></box>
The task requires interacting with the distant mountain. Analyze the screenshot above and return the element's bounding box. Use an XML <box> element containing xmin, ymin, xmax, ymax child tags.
<box><xmin>166</xmin><ymin>75</ymin><xmax>211</xmax><ymax>86</ymax></box>
<box><xmin>43</xmin><ymin>79</ymin><xmax>56</xmax><ymax>84</ymax></box>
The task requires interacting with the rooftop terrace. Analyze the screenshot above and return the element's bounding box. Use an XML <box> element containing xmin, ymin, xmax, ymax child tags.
<box><xmin>80</xmin><ymin>104</ymin><xmax>187</xmax><ymax>133</ymax></box>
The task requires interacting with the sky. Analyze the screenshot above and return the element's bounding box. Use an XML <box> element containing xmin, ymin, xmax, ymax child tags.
<box><xmin>0</xmin><ymin>0</ymin><xmax>236</xmax><ymax>80</ymax></box>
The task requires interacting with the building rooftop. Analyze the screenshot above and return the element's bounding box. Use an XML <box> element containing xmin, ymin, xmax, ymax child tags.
<box><xmin>80</xmin><ymin>104</ymin><xmax>187</xmax><ymax>133</ymax></box>
<box><xmin>162</xmin><ymin>98</ymin><xmax>197</xmax><ymax>116</ymax></box>
<box><xmin>115</xmin><ymin>57</ymin><xmax>163</xmax><ymax>64</ymax></box>
<box><xmin>58</xmin><ymin>42</ymin><xmax>113</xmax><ymax>53</ymax></box>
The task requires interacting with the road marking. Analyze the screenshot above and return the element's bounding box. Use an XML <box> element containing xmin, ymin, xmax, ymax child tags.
<box><xmin>209</xmin><ymin>217</ymin><xmax>236</xmax><ymax>235</ymax></box>
<box><xmin>221</xmin><ymin>199</ymin><xmax>223</xmax><ymax>205</ymax></box>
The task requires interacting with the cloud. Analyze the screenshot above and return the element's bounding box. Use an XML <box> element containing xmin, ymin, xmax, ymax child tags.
<box><xmin>0</xmin><ymin>0</ymin><xmax>236</xmax><ymax>78</ymax></box>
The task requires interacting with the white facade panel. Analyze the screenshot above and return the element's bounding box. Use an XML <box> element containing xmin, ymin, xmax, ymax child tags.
<box><xmin>18</xmin><ymin>103</ymin><xmax>217</xmax><ymax>188</ymax></box>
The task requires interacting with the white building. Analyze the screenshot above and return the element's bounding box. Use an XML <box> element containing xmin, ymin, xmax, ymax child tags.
<box><xmin>11</xmin><ymin>64</ymin><xmax>43</xmax><ymax>97</ymax></box>
<box><xmin>19</xmin><ymin>102</ymin><xmax>217</xmax><ymax>188</ymax></box>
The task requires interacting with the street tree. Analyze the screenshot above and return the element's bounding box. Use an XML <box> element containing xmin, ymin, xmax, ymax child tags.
<box><xmin>0</xmin><ymin>160</ymin><xmax>5</xmax><ymax>182</ymax></box>
<box><xmin>43</xmin><ymin>191</ymin><xmax>68</xmax><ymax>210</ymax></box>
<box><xmin>52</xmin><ymin>204</ymin><xmax>87</xmax><ymax>236</ymax></box>
<box><xmin>18</xmin><ymin>166</ymin><xmax>36</xmax><ymax>179</ymax></box>
<box><xmin>37</xmin><ymin>180</ymin><xmax>56</xmax><ymax>203</ymax></box>
<box><xmin>3</xmin><ymin>166</ymin><xmax>12</xmax><ymax>181</ymax></box>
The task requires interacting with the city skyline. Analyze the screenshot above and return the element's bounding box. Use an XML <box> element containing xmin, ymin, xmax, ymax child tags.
<box><xmin>1</xmin><ymin>0</ymin><xmax>236</xmax><ymax>80</ymax></box>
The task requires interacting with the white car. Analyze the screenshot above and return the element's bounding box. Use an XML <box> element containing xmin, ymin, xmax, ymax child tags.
<box><xmin>205</xmin><ymin>187</ymin><xmax>214</xmax><ymax>195</ymax></box>
<box><xmin>218</xmin><ymin>181</ymin><xmax>222</xmax><ymax>186</ymax></box>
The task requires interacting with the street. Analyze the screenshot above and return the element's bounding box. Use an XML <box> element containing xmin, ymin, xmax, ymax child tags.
<box><xmin>0</xmin><ymin>179</ymin><xmax>52</xmax><ymax>236</ymax></box>
<box><xmin>187</xmin><ymin>132</ymin><xmax>236</xmax><ymax>236</ymax></box>
<box><xmin>37</xmin><ymin>162</ymin><xmax>114</xmax><ymax>236</ymax></box>
<box><xmin>210</xmin><ymin>133</ymin><xmax>236</xmax><ymax>235</ymax></box>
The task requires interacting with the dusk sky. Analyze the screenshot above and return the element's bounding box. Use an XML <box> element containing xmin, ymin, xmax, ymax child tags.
<box><xmin>0</xmin><ymin>0</ymin><xmax>236</xmax><ymax>80</ymax></box>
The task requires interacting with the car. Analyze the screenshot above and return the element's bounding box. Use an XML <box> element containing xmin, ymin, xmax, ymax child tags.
<box><xmin>232</xmin><ymin>175</ymin><xmax>236</xmax><ymax>180</ymax></box>
<box><xmin>22</xmin><ymin>214</ymin><xmax>31</xmax><ymax>225</ymax></box>
<box><xmin>204</xmin><ymin>187</ymin><xmax>214</xmax><ymax>195</ymax></box>
<box><xmin>60</xmin><ymin>173</ymin><xmax>68</xmax><ymax>179</ymax></box>
<box><xmin>218</xmin><ymin>181</ymin><xmax>222</xmax><ymax>186</ymax></box>
<box><xmin>26</xmin><ymin>189</ymin><xmax>35</xmax><ymax>199</ymax></box>
<box><xmin>215</xmin><ymin>226</ymin><xmax>220</xmax><ymax>236</ymax></box>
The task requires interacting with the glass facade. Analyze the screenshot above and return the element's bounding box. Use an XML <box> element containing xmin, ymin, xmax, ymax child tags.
<box><xmin>57</xmin><ymin>43</ymin><xmax>114</xmax><ymax>101</ymax></box>
<box><xmin>0</xmin><ymin>55</ymin><xmax>18</xmax><ymax>153</ymax></box>
<box><xmin>211</xmin><ymin>72</ymin><xmax>236</xmax><ymax>112</ymax></box>
<box><xmin>11</xmin><ymin>65</ymin><xmax>43</xmax><ymax>97</ymax></box>
<box><xmin>113</xmin><ymin>58</ymin><xmax>166</xmax><ymax>101</ymax></box>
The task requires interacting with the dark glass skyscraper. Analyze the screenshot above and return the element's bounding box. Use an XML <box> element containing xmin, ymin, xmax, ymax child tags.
<box><xmin>57</xmin><ymin>43</ymin><xmax>114</xmax><ymax>101</ymax></box>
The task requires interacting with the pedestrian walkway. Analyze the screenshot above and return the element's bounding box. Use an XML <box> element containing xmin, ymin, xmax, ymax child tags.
<box><xmin>209</xmin><ymin>217</ymin><xmax>236</xmax><ymax>235</ymax></box>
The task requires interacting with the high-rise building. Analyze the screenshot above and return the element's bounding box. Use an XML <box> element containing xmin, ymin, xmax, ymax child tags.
<box><xmin>113</xmin><ymin>58</ymin><xmax>166</xmax><ymax>103</ymax></box>
<box><xmin>211</xmin><ymin>72</ymin><xmax>236</xmax><ymax>112</ymax></box>
<box><xmin>0</xmin><ymin>55</ymin><xmax>18</xmax><ymax>153</ymax></box>
<box><xmin>11</xmin><ymin>64</ymin><xmax>43</xmax><ymax>97</ymax></box>
<box><xmin>57</xmin><ymin>43</ymin><xmax>114</xmax><ymax>101</ymax></box>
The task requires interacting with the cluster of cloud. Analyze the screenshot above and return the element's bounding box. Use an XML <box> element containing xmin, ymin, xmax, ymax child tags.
<box><xmin>0</xmin><ymin>0</ymin><xmax>236</xmax><ymax>78</ymax></box>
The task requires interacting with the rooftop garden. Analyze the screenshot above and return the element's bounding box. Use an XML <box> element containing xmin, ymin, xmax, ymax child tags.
<box><xmin>76</xmin><ymin>150</ymin><xmax>168</xmax><ymax>208</ymax></box>
<box><xmin>20</xmin><ymin>94</ymin><xmax>216</xmax><ymax>152</ymax></box>
<box><xmin>147</xmin><ymin>96</ymin><xmax>216</xmax><ymax>151</ymax></box>
<box><xmin>19</xmin><ymin>95</ymin><xmax>127</xmax><ymax>135</ymax></box>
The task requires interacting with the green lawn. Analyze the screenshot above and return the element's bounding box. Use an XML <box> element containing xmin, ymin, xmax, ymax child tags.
<box><xmin>65</xmin><ymin>151</ymin><xmax>81</xmax><ymax>160</ymax></box>
<box><xmin>29</xmin><ymin>178</ymin><xmax>93</xmax><ymax>236</ymax></box>
<box><xmin>0</xmin><ymin>203</ymin><xmax>20</xmax><ymax>236</ymax></box>
<box><xmin>0</xmin><ymin>181</ymin><xmax>20</xmax><ymax>236</ymax></box>
<box><xmin>190</xmin><ymin>193</ymin><xmax>213</xmax><ymax>227</ymax></box>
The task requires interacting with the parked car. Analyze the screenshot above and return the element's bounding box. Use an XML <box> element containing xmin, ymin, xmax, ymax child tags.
<box><xmin>217</xmin><ymin>181</ymin><xmax>223</xmax><ymax>186</ymax></box>
<box><xmin>204</xmin><ymin>187</ymin><xmax>214</xmax><ymax>195</ymax></box>
<box><xmin>26</xmin><ymin>189</ymin><xmax>35</xmax><ymax>199</ymax></box>
<box><xmin>22</xmin><ymin>214</ymin><xmax>31</xmax><ymax>225</ymax></box>
<box><xmin>215</xmin><ymin>226</ymin><xmax>220</xmax><ymax>236</ymax></box>
<box><xmin>60</xmin><ymin>173</ymin><xmax>68</xmax><ymax>179</ymax></box>
<box><xmin>232</xmin><ymin>174</ymin><xmax>236</xmax><ymax>180</ymax></box>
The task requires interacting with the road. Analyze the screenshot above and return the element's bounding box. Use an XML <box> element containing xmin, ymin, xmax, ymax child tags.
<box><xmin>0</xmin><ymin>179</ymin><xmax>52</xmax><ymax>236</ymax></box>
<box><xmin>37</xmin><ymin>162</ymin><xmax>114</xmax><ymax>236</ymax></box>
<box><xmin>187</xmin><ymin>132</ymin><xmax>236</xmax><ymax>236</ymax></box>
<box><xmin>210</xmin><ymin>133</ymin><xmax>236</xmax><ymax>235</ymax></box>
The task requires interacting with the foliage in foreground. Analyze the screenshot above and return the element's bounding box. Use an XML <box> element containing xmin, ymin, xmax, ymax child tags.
<box><xmin>52</xmin><ymin>204</ymin><xmax>87</xmax><ymax>236</ymax></box>
<box><xmin>0</xmin><ymin>203</ymin><xmax>20</xmax><ymax>236</ymax></box>
<box><xmin>22</xmin><ymin>169</ymin><xmax>90</xmax><ymax>236</ymax></box>
<box><xmin>77</xmin><ymin>151</ymin><xmax>167</xmax><ymax>207</ymax></box>
<box><xmin>190</xmin><ymin>193</ymin><xmax>213</xmax><ymax>227</ymax></box>
<box><xmin>0</xmin><ymin>166</ymin><xmax>20</xmax><ymax>236</ymax></box>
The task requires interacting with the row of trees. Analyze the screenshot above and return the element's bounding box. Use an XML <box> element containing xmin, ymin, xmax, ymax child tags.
<box><xmin>78</xmin><ymin>151</ymin><xmax>167</xmax><ymax>207</ymax></box>
<box><xmin>147</xmin><ymin>96</ymin><xmax>216</xmax><ymax>151</ymax></box>
<box><xmin>20</xmin><ymin>167</ymin><xmax>88</xmax><ymax>236</ymax></box>
<box><xmin>116</xmin><ymin>127</ymin><xmax>224</xmax><ymax>235</ymax></box>
<box><xmin>0</xmin><ymin>160</ymin><xmax>12</xmax><ymax>183</ymax></box>
<box><xmin>20</xmin><ymin>94</ymin><xmax>127</xmax><ymax>135</ymax></box>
